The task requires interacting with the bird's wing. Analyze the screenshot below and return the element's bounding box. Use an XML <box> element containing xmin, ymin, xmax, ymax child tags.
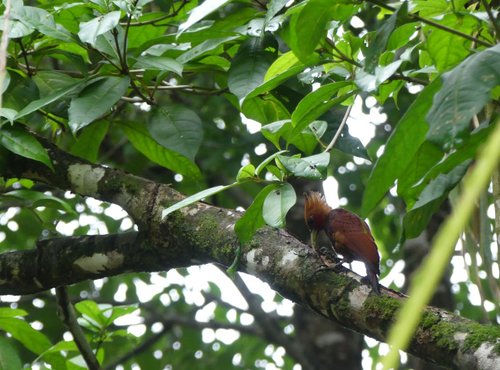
<box><xmin>328</xmin><ymin>209</ymin><xmax>380</xmax><ymax>274</ymax></box>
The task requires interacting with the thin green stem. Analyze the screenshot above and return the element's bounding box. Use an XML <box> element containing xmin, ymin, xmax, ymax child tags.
<box><xmin>382</xmin><ymin>117</ymin><xmax>500</xmax><ymax>369</ymax></box>
<box><xmin>324</xmin><ymin>102</ymin><xmax>354</xmax><ymax>153</ymax></box>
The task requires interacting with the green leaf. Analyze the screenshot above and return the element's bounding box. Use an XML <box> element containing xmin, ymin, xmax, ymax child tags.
<box><xmin>69</xmin><ymin>76</ymin><xmax>130</xmax><ymax>133</ymax></box>
<box><xmin>78</xmin><ymin>11</ymin><xmax>121</xmax><ymax>46</ymax></box>
<box><xmin>425</xmin><ymin>14</ymin><xmax>478</xmax><ymax>72</ymax></box>
<box><xmin>403</xmin><ymin>162</ymin><xmax>469</xmax><ymax>238</ymax></box>
<box><xmin>235</xmin><ymin>184</ymin><xmax>277</xmax><ymax>243</ymax></box>
<box><xmin>245</xmin><ymin>51</ymin><xmax>308</xmax><ymax>100</ymax></box>
<box><xmin>74</xmin><ymin>300</ymin><xmax>106</xmax><ymax>329</ymax></box>
<box><xmin>290</xmin><ymin>81</ymin><xmax>354</xmax><ymax>134</ymax></box>
<box><xmin>178</xmin><ymin>0</ymin><xmax>231</xmax><ymax>34</ymax></box>
<box><xmin>150</xmin><ymin>106</ymin><xmax>203</xmax><ymax>161</ymax></box>
<box><xmin>162</xmin><ymin>183</ymin><xmax>238</xmax><ymax>219</ymax></box>
<box><xmin>277</xmin><ymin>152</ymin><xmax>330</xmax><ymax>179</ymax></box>
<box><xmin>103</xmin><ymin>304</ymin><xmax>139</xmax><ymax>325</ymax></box>
<box><xmin>355</xmin><ymin>60</ymin><xmax>402</xmax><ymax>92</ymax></box>
<box><xmin>13</xmin><ymin>6</ymin><xmax>73</xmax><ymax>42</ymax></box>
<box><xmin>426</xmin><ymin>44</ymin><xmax>500</xmax><ymax>150</ymax></box>
<box><xmin>241</xmin><ymin>95</ymin><xmax>291</xmax><ymax>124</ymax></box>
<box><xmin>121</xmin><ymin>121</ymin><xmax>202</xmax><ymax>180</ymax></box>
<box><xmin>364</xmin><ymin>2</ymin><xmax>407</xmax><ymax>73</ymax></box>
<box><xmin>0</xmin><ymin>308</ymin><xmax>27</xmax><ymax>317</ymax></box>
<box><xmin>0</xmin><ymin>336</ymin><xmax>22</xmax><ymax>370</ymax></box>
<box><xmin>236</xmin><ymin>163</ymin><xmax>256</xmax><ymax>182</ymax></box>
<box><xmin>68</xmin><ymin>120</ymin><xmax>110</xmax><ymax>163</ymax></box>
<box><xmin>410</xmin><ymin>124</ymin><xmax>494</xmax><ymax>201</ymax></box>
<box><xmin>15</xmin><ymin>81</ymin><xmax>85</xmax><ymax>120</ymax></box>
<box><xmin>262</xmin><ymin>182</ymin><xmax>296</xmax><ymax>228</ymax></box>
<box><xmin>290</xmin><ymin>0</ymin><xmax>334</xmax><ymax>61</ymax></box>
<box><xmin>177</xmin><ymin>36</ymin><xmax>239</xmax><ymax>64</ymax></box>
<box><xmin>361</xmin><ymin>78</ymin><xmax>441</xmax><ymax>215</ymax></box>
<box><xmin>132</xmin><ymin>56</ymin><xmax>183</xmax><ymax>76</ymax></box>
<box><xmin>3</xmin><ymin>189</ymin><xmax>77</xmax><ymax>215</ymax></box>
<box><xmin>261</xmin><ymin>120</ymin><xmax>291</xmax><ymax>149</ymax></box>
<box><xmin>228</xmin><ymin>38</ymin><xmax>276</xmax><ymax>102</ymax></box>
<box><xmin>0</xmin><ymin>317</ymin><xmax>51</xmax><ymax>355</ymax></box>
<box><xmin>255</xmin><ymin>149</ymin><xmax>288</xmax><ymax>176</ymax></box>
<box><xmin>0</xmin><ymin>125</ymin><xmax>54</xmax><ymax>171</ymax></box>
<box><xmin>397</xmin><ymin>141</ymin><xmax>443</xmax><ymax>208</ymax></box>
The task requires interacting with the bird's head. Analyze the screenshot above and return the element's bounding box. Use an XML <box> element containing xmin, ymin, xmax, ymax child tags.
<box><xmin>304</xmin><ymin>191</ymin><xmax>331</xmax><ymax>231</ymax></box>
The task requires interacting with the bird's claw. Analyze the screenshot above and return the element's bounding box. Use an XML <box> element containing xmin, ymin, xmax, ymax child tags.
<box><xmin>294</xmin><ymin>249</ymin><xmax>313</xmax><ymax>258</ymax></box>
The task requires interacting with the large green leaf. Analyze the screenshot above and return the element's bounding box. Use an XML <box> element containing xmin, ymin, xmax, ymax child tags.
<box><xmin>277</xmin><ymin>152</ymin><xmax>330</xmax><ymax>180</ymax></box>
<box><xmin>364</xmin><ymin>2</ymin><xmax>407</xmax><ymax>73</ymax></box>
<box><xmin>0</xmin><ymin>317</ymin><xmax>52</xmax><ymax>355</ymax></box>
<box><xmin>0</xmin><ymin>125</ymin><xmax>53</xmax><ymax>171</ymax></box>
<box><xmin>361</xmin><ymin>78</ymin><xmax>441</xmax><ymax>215</ymax></box>
<box><xmin>78</xmin><ymin>11</ymin><xmax>121</xmax><ymax>46</ymax></box>
<box><xmin>69</xmin><ymin>76</ymin><xmax>130</xmax><ymax>133</ymax></box>
<box><xmin>397</xmin><ymin>141</ymin><xmax>443</xmax><ymax>208</ymax></box>
<box><xmin>13</xmin><ymin>6</ymin><xmax>73</xmax><ymax>42</ymax></box>
<box><xmin>290</xmin><ymin>81</ymin><xmax>354</xmax><ymax>134</ymax></box>
<box><xmin>235</xmin><ymin>184</ymin><xmax>277</xmax><ymax>243</ymax></box>
<box><xmin>402</xmin><ymin>162</ymin><xmax>470</xmax><ymax>239</ymax></box>
<box><xmin>426</xmin><ymin>44</ymin><xmax>500</xmax><ymax>149</ymax></box>
<box><xmin>244</xmin><ymin>51</ymin><xmax>308</xmax><ymax>100</ymax></box>
<box><xmin>176</xmin><ymin>36</ymin><xmax>239</xmax><ymax>64</ymax></box>
<box><xmin>121</xmin><ymin>121</ymin><xmax>202</xmax><ymax>180</ymax></box>
<box><xmin>150</xmin><ymin>106</ymin><xmax>203</xmax><ymax>161</ymax></box>
<box><xmin>68</xmin><ymin>120</ymin><xmax>110</xmax><ymax>163</ymax></box>
<box><xmin>416</xmin><ymin>125</ymin><xmax>493</xmax><ymax>193</ymax></box>
<box><xmin>425</xmin><ymin>14</ymin><xmax>478</xmax><ymax>73</ymax></box>
<box><xmin>289</xmin><ymin>0</ymin><xmax>334</xmax><ymax>61</ymax></box>
<box><xmin>178</xmin><ymin>0</ymin><xmax>232</xmax><ymax>34</ymax></box>
<box><xmin>0</xmin><ymin>337</ymin><xmax>22</xmax><ymax>370</ymax></box>
<box><xmin>15</xmin><ymin>80</ymin><xmax>86</xmax><ymax>120</ymax></box>
<box><xmin>227</xmin><ymin>38</ymin><xmax>276</xmax><ymax>102</ymax></box>
<box><xmin>132</xmin><ymin>56</ymin><xmax>183</xmax><ymax>76</ymax></box>
<box><xmin>262</xmin><ymin>182</ymin><xmax>296</xmax><ymax>228</ymax></box>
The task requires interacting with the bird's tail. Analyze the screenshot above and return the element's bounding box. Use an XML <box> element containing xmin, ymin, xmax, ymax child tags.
<box><xmin>367</xmin><ymin>269</ymin><xmax>381</xmax><ymax>295</ymax></box>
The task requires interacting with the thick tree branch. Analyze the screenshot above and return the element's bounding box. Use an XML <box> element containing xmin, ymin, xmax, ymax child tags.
<box><xmin>1</xmin><ymin>144</ymin><xmax>499</xmax><ymax>370</ymax></box>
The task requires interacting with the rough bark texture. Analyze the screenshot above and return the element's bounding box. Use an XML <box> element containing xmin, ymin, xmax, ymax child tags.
<box><xmin>1</xmin><ymin>142</ymin><xmax>499</xmax><ymax>370</ymax></box>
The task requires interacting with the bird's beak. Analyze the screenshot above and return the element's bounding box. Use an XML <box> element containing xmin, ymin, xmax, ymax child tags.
<box><xmin>310</xmin><ymin>229</ymin><xmax>318</xmax><ymax>250</ymax></box>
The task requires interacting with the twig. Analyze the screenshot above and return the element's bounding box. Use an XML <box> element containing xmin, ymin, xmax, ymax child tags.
<box><xmin>121</xmin><ymin>0</ymin><xmax>190</xmax><ymax>27</ymax></box>
<box><xmin>122</xmin><ymin>1</ymin><xmax>138</xmax><ymax>72</ymax></box>
<box><xmin>230</xmin><ymin>272</ymin><xmax>317</xmax><ymax>369</ymax></box>
<box><xmin>481</xmin><ymin>0</ymin><xmax>500</xmax><ymax>42</ymax></box>
<box><xmin>366</xmin><ymin>0</ymin><xmax>493</xmax><ymax>47</ymax></box>
<box><xmin>17</xmin><ymin>39</ymin><xmax>33</xmax><ymax>77</ymax></box>
<box><xmin>326</xmin><ymin>38</ymin><xmax>362</xmax><ymax>67</ymax></box>
<box><xmin>0</xmin><ymin>0</ymin><xmax>12</xmax><ymax>109</ymax></box>
<box><xmin>324</xmin><ymin>102</ymin><xmax>354</xmax><ymax>153</ymax></box>
<box><xmin>56</xmin><ymin>286</ymin><xmax>102</xmax><ymax>370</ymax></box>
<box><xmin>104</xmin><ymin>326</ymin><xmax>168</xmax><ymax>370</ymax></box>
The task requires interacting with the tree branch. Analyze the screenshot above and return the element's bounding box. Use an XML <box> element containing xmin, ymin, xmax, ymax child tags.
<box><xmin>56</xmin><ymin>286</ymin><xmax>102</xmax><ymax>370</ymax></box>
<box><xmin>1</xmin><ymin>142</ymin><xmax>499</xmax><ymax>370</ymax></box>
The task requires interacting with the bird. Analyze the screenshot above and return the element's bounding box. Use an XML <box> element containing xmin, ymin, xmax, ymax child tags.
<box><xmin>304</xmin><ymin>191</ymin><xmax>381</xmax><ymax>294</ymax></box>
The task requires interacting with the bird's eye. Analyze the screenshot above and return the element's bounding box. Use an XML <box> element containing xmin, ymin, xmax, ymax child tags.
<box><xmin>307</xmin><ymin>216</ymin><xmax>315</xmax><ymax>229</ymax></box>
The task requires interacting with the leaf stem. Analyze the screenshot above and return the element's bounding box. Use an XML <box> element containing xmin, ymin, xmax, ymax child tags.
<box><xmin>366</xmin><ymin>0</ymin><xmax>493</xmax><ymax>47</ymax></box>
<box><xmin>324</xmin><ymin>101</ymin><xmax>354</xmax><ymax>153</ymax></box>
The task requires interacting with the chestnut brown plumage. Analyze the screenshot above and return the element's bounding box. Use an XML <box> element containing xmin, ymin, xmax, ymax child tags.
<box><xmin>304</xmin><ymin>191</ymin><xmax>381</xmax><ymax>294</ymax></box>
